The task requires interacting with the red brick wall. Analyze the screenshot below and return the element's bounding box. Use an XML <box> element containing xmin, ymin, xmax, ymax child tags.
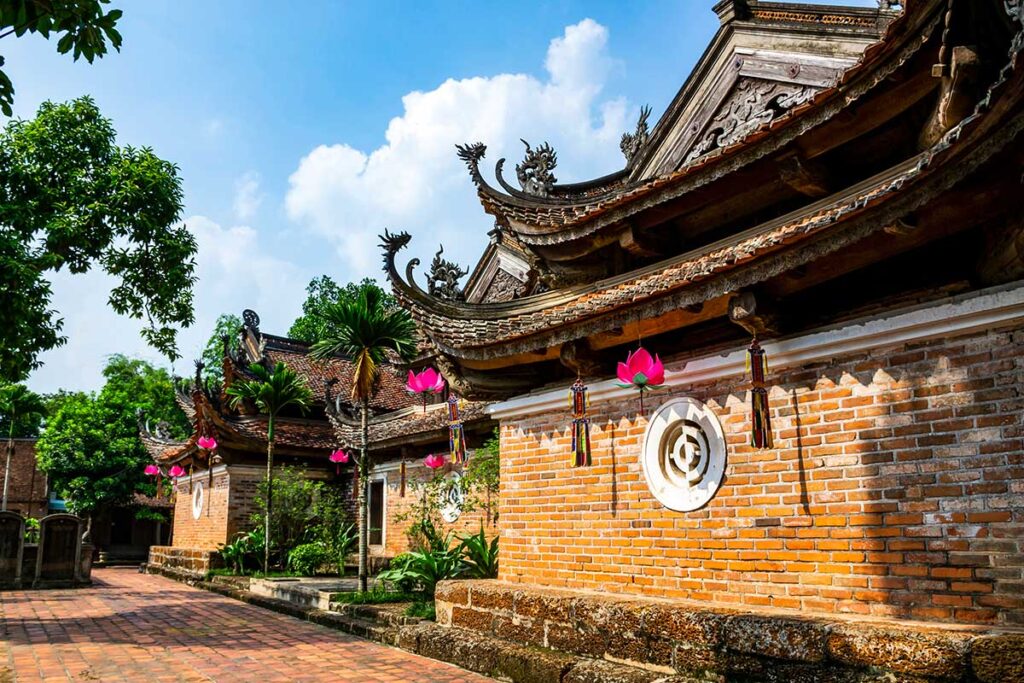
<box><xmin>169</xmin><ymin>468</ymin><xmax>232</xmax><ymax>550</ymax></box>
<box><xmin>0</xmin><ymin>439</ymin><xmax>48</xmax><ymax>518</ymax></box>
<box><xmin>498</xmin><ymin>326</ymin><xmax>1024</xmax><ymax>626</ymax></box>
<box><xmin>379</xmin><ymin>462</ymin><xmax>494</xmax><ymax>557</ymax></box>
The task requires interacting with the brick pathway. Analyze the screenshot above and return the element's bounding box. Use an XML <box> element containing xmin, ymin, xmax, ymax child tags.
<box><xmin>0</xmin><ymin>567</ymin><xmax>489</xmax><ymax>682</ymax></box>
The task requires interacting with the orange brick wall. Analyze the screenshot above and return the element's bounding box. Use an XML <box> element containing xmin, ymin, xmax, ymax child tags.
<box><xmin>0</xmin><ymin>439</ymin><xmax>48</xmax><ymax>519</ymax></box>
<box><xmin>376</xmin><ymin>462</ymin><xmax>494</xmax><ymax>557</ymax></box>
<box><xmin>169</xmin><ymin>468</ymin><xmax>232</xmax><ymax>550</ymax></box>
<box><xmin>498</xmin><ymin>326</ymin><xmax>1024</xmax><ymax>626</ymax></box>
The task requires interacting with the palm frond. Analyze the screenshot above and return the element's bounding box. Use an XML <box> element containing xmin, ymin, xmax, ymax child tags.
<box><xmin>226</xmin><ymin>362</ymin><xmax>313</xmax><ymax>418</ymax></box>
<box><xmin>310</xmin><ymin>283</ymin><xmax>416</xmax><ymax>401</ymax></box>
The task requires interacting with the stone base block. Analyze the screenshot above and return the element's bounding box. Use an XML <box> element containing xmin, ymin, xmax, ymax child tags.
<box><xmin>435</xmin><ymin>579</ymin><xmax>1024</xmax><ymax>682</ymax></box>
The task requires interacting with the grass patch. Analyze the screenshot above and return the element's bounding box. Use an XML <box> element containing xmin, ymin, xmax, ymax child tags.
<box><xmin>330</xmin><ymin>590</ymin><xmax>419</xmax><ymax>605</ymax></box>
<box><xmin>405</xmin><ymin>601</ymin><xmax>436</xmax><ymax>620</ymax></box>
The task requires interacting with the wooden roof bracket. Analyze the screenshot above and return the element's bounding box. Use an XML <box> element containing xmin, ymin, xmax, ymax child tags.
<box><xmin>728</xmin><ymin>290</ymin><xmax>780</xmax><ymax>338</ymax></box>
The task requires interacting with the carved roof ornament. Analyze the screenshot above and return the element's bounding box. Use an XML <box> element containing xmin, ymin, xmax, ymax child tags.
<box><xmin>515</xmin><ymin>139</ymin><xmax>558</xmax><ymax>197</ymax></box>
<box><xmin>455</xmin><ymin>142</ymin><xmax>487</xmax><ymax>186</ymax></box>
<box><xmin>427</xmin><ymin>245</ymin><xmax>468</xmax><ymax>301</ymax></box>
<box><xmin>878</xmin><ymin>0</ymin><xmax>901</xmax><ymax>9</ymax></box>
<box><xmin>378</xmin><ymin>229</ymin><xmax>412</xmax><ymax>271</ymax></box>
<box><xmin>685</xmin><ymin>78</ymin><xmax>817</xmax><ymax>164</ymax></box>
<box><xmin>242</xmin><ymin>309</ymin><xmax>260</xmax><ymax>333</ymax></box>
<box><xmin>621</xmin><ymin>105</ymin><xmax>652</xmax><ymax>164</ymax></box>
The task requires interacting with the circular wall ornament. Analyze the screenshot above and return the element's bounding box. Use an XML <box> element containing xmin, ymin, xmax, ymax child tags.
<box><xmin>440</xmin><ymin>472</ymin><xmax>464</xmax><ymax>523</ymax></box>
<box><xmin>191</xmin><ymin>481</ymin><xmax>205</xmax><ymax>519</ymax></box>
<box><xmin>641</xmin><ymin>398</ymin><xmax>727</xmax><ymax>512</ymax></box>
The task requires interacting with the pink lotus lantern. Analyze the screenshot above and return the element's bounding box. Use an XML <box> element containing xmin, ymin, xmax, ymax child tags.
<box><xmin>406</xmin><ymin>368</ymin><xmax>446</xmax><ymax>413</ymax></box>
<box><xmin>197</xmin><ymin>436</ymin><xmax>217</xmax><ymax>450</ymax></box>
<box><xmin>615</xmin><ymin>347</ymin><xmax>665</xmax><ymax>412</ymax></box>
<box><xmin>329</xmin><ymin>449</ymin><xmax>350</xmax><ymax>474</ymax></box>
<box><xmin>168</xmin><ymin>465</ymin><xmax>186</xmax><ymax>478</ymax></box>
<box><xmin>424</xmin><ymin>453</ymin><xmax>446</xmax><ymax>470</ymax></box>
<box><xmin>144</xmin><ymin>464</ymin><xmax>160</xmax><ymax>476</ymax></box>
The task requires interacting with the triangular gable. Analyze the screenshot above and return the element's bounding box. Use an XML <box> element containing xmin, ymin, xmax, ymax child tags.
<box><xmin>631</xmin><ymin>1</ymin><xmax>889</xmax><ymax>179</ymax></box>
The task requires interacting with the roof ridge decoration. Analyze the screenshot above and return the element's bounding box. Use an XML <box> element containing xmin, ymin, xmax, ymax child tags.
<box><xmin>427</xmin><ymin>245</ymin><xmax>468</xmax><ymax>301</ymax></box>
<box><xmin>621</xmin><ymin>105</ymin><xmax>652</xmax><ymax>165</ymax></box>
<box><xmin>513</xmin><ymin>139</ymin><xmax>558</xmax><ymax>197</ymax></box>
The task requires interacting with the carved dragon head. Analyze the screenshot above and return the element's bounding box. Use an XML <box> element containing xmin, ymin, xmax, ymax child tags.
<box><xmin>455</xmin><ymin>142</ymin><xmax>487</xmax><ymax>185</ymax></box>
<box><xmin>621</xmin><ymin>105</ymin><xmax>652</xmax><ymax>164</ymax></box>
<box><xmin>515</xmin><ymin>139</ymin><xmax>557</xmax><ymax>197</ymax></box>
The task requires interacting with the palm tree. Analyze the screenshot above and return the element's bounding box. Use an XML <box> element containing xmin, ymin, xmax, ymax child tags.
<box><xmin>226</xmin><ymin>362</ymin><xmax>313</xmax><ymax>573</ymax></box>
<box><xmin>0</xmin><ymin>383</ymin><xmax>45</xmax><ymax>511</ymax></box>
<box><xmin>311</xmin><ymin>284</ymin><xmax>415</xmax><ymax>592</ymax></box>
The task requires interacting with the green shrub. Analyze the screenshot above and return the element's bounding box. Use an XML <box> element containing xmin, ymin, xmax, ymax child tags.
<box><xmin>331</xmin><ymin>589</ymin><xmax>416</xmax><ymax>605</ymax></box>
<box><xmin>312</xmin><ymin>484</ymin><xmax>356</xmax><ymax>573</ymax></box>
<box><xmin>458</xmin><ymin>527</ymin><xmax>498</xmax><ymax>579</ymax></box>
<box><xmin>218</xmin><ymin>528</ymin><xmax>265</xmax><ymax>575</ymax></box>
<box><xmin>251</xmin><ymin>466</ymin><xmax>320</xmax><ymax>563</ymax></box>
<box><xmin>406</xmin><ymin>600</ymin><xmax>436</xmax><ymax>620</ymax></box>
<box><xmin>287</xmin><ymin>542</ymin><xmax>330</xmax><ymax>576</ymax></box>
<box><xmin>377</xmin><ymin>548</ymin><xmax>463</xmax><ymax>597</ymax></box>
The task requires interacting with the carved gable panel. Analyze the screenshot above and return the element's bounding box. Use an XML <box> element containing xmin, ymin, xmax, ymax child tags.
<box><xmin>481</xmin><ymin>269</ymin><xmax>527</xmax><ymax>304</ymax></box>
<box><xmin>683</xmin><ymin>76</ymin><xmax>818</xmax><ymax>164</ymax></box>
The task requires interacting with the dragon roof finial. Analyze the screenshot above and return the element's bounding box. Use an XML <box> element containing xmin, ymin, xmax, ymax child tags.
<box><xmin>621</xmin><ymin>105</ymin><xmax>652</xmax><ymax>164</ymax></box>
<box><xmin>515</xmin><ymin>139</ymin><xmax>558</xmax><ymax>197</ymax></box>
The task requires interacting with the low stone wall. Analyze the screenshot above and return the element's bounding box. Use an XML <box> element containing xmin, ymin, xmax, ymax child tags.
<box><xmin>147</xmin><ymin>546</ymin><xmax>221</xmax><ymax>576</ymax></box>
<box><xmin>436</xmin><ymin>580</ymin><xmax>1024</xmax><ymax>682</ymax></box>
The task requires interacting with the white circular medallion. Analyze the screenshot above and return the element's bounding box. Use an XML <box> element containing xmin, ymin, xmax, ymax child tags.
<box><xmin>641</xmin><ymin>398</ymin><xmax>727</xmax><ymax>512</ymax></box>
<box><xmin>440</xmin><ymin>472</ymin><xmax>464</xmax><ymax>523</ymax></box>
<box><xmin>191</xmin><ymin>481</ymin><xmax>205</xmax><ymax>519</ymax></box>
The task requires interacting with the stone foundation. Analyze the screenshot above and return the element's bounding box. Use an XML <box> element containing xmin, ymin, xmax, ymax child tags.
<box><xmin>147</xmin><ymin>546</ymin><xmax>221</xmax><ymax>576</ymax></box>
<box><xmin>436</xmin><ymin>580</ymin><xmax>1024</xmax><ymax>682</ymax></box>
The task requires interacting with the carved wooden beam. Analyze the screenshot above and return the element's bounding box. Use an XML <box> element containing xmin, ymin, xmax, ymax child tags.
<box><xmin>777</xmin><ymin>152</ymin><xmax>831</xmax><ymax>198</ymax></box>
<box><xmin>728</xmin><ymin>291</ymin><xmax>780</xmax><ymax>338</ymax></box>
<box><xmin>919</xmin><ymin>46</ymin><xmax>982</xmax><ymax>149</ymax></box>
<box><xmin>618</xmin><ymin>225</ymin><xmax>662</xmax><ymax>258</ymax></box>
<box><xmin>559</xmin><ymin>339</ymin><xmax>604</xmax><ymax>377</ymax></box>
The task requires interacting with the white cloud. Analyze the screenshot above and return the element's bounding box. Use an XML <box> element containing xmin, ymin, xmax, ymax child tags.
<box><xmin>285</xmin><ymin>18</ymin><xmax>636</xmax><ymax>281</ymax></box>
<box><xmin>27</xmin><ymin>216</ymin><xmax>309</xmax><ymax>394</ymax></box>
<box><xmin>233</xmin><ymin>171</ymin><xmax>264</xmax><ymax>221</ymax></box>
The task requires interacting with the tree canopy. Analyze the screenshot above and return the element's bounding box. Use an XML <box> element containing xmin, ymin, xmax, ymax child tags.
<box><xmin>35</xmin><ymin>354</ymin><xmax>189</xmax><ymax>515</ymax></box>
<box><xmin>199</xmin><ymin>313</ymin><xmax>242</xmax><ymax>383</ymax></box>
<box><xmin>1</xmin><ymin>1</ymin><xmax>124</xmax><ymax>116</ymax></box>
<box><xmin>288</xmin><ymin>276</ymin><xmax>397</xmax><ymax>345</ymax></box>
<box><xmin>0</xmin><ymin>382</ymin><xmax>44</xmax><ymax>438</ymax></box>
<box><xmin>0</xmin><ymin>97</ymin><xmax>197</xmax><ymax>381</ymax></box>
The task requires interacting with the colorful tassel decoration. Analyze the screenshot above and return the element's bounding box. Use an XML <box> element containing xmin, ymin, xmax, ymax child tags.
<box><xmin>747</xmin><ymin>338</ymin><xmax>774</xmax><ymax>449</ymax></box>
<box><xmin>400</xmin><ymin>460</ymin><xmax>407</xmax><ymax>498</ymax></box>
<box><xmin>569</xmin><ymin>378</ymin><xmax>591</xmax><ymax>467</ymax></box>
<box><xmin>448</xmin><ymin>393</ymin><xmax>467</xmax><ymax>465</ymax></box>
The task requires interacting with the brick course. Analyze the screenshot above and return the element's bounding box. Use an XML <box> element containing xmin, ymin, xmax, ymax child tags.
<box><xmin>0</xmin><ymin>439</ymin><xmax>48</xmax><ymax>518</ymax></box>
<box><xmin>498</xmin><ymin>326</ymin><xmax>1024</xmax><ymax>625</ymax></box>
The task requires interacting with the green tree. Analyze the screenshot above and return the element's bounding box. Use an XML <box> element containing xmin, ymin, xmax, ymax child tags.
<box><xmin>0</xmin><ymin>97</ymin><xmax>197</xmax><ymax>382</ymax></box>
<box><xmin>0</xmin><ymin>382</ymin><xmax>44</xmax><ymax>510</ymax></box>
<box><xmin>250</xmin><ymin>466</ymin><xmax>320</xmax><ymax>564</ymax></box>
<box><xmin>35</xmin><ymin>355</ymin><xmax>188</xmax><ymax>528</ymax></box>
<box><xmin>1</xmin><ymin>1</ymin><xmax>123</xmax><ymax>116</ymax></box>
<box><xmin>199</xmin><ymin>313</ymin><xmax>242</xmax><ymax>383</ymax></box>
<box><xmin>462</xmin><ymin>430</ymin><xmax>499</xmax><ymax>527</ymax></box>
<box><xmin>226</xmin><ymin>362</ymin><xmax>313</xmax><ymax>572</ymax></box>
<box><xmin>310</xmin><ymin>283</ymin><xmax>416</xmax><ymax>592</ymax></box>
<box><xmin>288</xmin><ymin>276</ymin><xmax>396</xmax><ymax>345</ymax></box>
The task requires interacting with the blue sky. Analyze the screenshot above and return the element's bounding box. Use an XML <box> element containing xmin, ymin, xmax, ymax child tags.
<box><xmin>5</xmin><ymin>0</ymin><xmax>875</xmax><ymax>393</ymax></box>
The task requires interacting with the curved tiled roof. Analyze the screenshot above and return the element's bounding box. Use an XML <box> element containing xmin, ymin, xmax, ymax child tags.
<box><xmin>455</xmin><ymin>1</ymin><xmax>933</xmax><ymax>246</ymax></box>
<box><xmin>387</xmin><ymin>9</ymin><xmax>1024</xmax><ymax>361</ymax></box>
<box><xmin>327</xmin><ymin>401</ymin><xmax>493</xmax><ymax>452</ymax></box>
<box><xmin>257</xmin><ymin>337</ymin><xmax>414</xmax><ymax>412</ymax></box>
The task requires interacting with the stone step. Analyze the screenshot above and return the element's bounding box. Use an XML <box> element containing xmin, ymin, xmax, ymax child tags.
<box><xmin>396</xmin><ymin>623</ymin><xmax>700</xmax><ymax>683</ymax></box>
<box><xmin>328</xmin><ymin>601</ymin><xmax>423</xmax><ymax>627</ymax></box>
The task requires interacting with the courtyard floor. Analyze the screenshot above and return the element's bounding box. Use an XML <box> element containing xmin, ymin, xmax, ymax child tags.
<box><xmin>0</xmin><ymin>567</ymin><xmax>489</xmax><ymax>682</ymax></box>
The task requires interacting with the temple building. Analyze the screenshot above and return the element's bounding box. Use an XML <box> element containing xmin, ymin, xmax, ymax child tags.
<box><xmin>385</xmin><ymin>0</ymin><xmax>1024</xmax><ymax>678</ymax></box>
<box><xmin>145</xmin><ymin>310</ymin><xmax>494</xmax><ymax>575</ymax></box>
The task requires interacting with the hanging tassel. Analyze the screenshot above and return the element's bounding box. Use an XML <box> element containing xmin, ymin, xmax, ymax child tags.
<box><xmin>400</xmin><ymin>460</ymin><xmax>407</xmax><ymax>498</ymax></box>
<box><xmin>448</xmin><ymin>394</ymin><xmax>467</xmax><ymax>465</ymax></box>
<box><xmin>569</xmin><ymin>378</ymin><xmax>591</xmax><ymax>467</ymax></box>
<box><xmin>747</xmin><ymin>338</ymin><xmax>774</xmax><ymax>449</ymax></box>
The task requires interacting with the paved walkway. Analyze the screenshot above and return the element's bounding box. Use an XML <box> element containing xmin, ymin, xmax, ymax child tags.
<box><xmin>0</xmin><ymin>567</ymin><xmax>489</xmax><ymax>682</ymax></box>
